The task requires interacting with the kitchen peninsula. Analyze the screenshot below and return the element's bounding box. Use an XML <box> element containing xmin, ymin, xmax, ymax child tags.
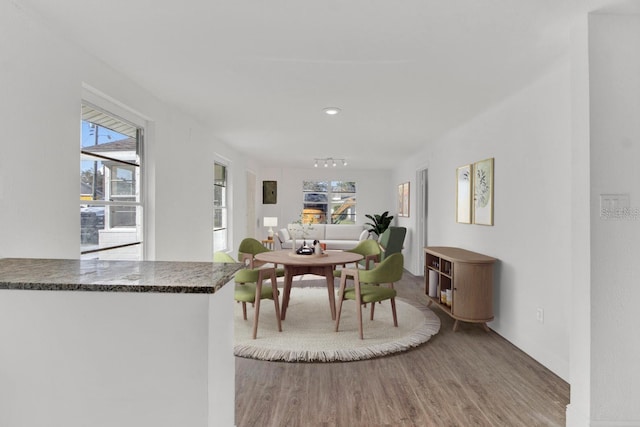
<box><xmin>0</xmin><ymin>258</ymin><xmax>242</xmax><ymax>427</ymax></box>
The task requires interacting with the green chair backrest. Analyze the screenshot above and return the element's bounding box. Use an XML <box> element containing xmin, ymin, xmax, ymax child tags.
<box><xmin>346</xmin><ymin>239</ymin><xmax>382</xmax><ymax>269</ymax></box>
<box><xmin>238</xmin><ymin>238</ymin><xmax>271</xmax><ymax>260</ymax></box>
<box><xmin>347</xmin><ymin>239</ymin><xmax>381</xmax><ymax>257</ymax></box>
<box><xmin>214</xmin><ymin>251</ymin><xmax>265</xmax><ymax>284</ymax></box>
<box><xmin>378</xmin><ymin>227</ymin><xmax>407</xmax><ymax>261</ymax></box>
<box><xmin>214</xmin><ymin>251</ymin><xmax>237</xmax><ymax>263</ymax></box>
<box><xmin>358</xmin><ymin>253</ymin><xmax>404</xmax><ymax>284</ymax></box>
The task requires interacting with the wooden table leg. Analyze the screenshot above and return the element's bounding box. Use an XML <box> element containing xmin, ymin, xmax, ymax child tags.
<box><xmin>270</xmin><ymin>272</ymin><xmax>282</xmax><ymax>332</ymax></box>
<box><xmin>323</xmin><ymin>265</ymin><xmax>336</xmax><ymax>320</ymax></box>
<box><xmin>280</xmin><ymin>268</ymin><xmax>294</xmax><ymax>320</ymax></box>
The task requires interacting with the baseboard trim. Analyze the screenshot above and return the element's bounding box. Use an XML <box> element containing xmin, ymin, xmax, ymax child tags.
<box><xmin>566</xmin><ymin>403</ymin><xmax>590</xmax><ymax>427</ymax></box>
<box><xmin>567</xmin><ymin>404</ymin><xmax>640</xmax><ymax>427</ymax></box>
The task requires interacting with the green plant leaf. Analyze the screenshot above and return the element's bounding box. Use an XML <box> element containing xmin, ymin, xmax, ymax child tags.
<box><xmin>364</xmin><ymin>210</ymin><xmax>393</xmax><ymax>235</ymax></box>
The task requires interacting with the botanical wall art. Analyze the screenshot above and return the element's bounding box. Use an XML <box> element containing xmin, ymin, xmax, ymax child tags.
<box><xmin>473</xmin><ymin>158</ymin><xmax>494</xmax><ymax>225</ymax></box>
<box><xmin>398</xmin><ymin>182</ymin><xmax>410</xmax><ymax>217</ymax></box>
<box><xmin>456</xmin><ymin>164</ymin><xmax>472</xmax><ymax>223</ymax></box>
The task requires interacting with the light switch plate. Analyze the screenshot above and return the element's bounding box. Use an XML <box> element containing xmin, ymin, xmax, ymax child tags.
<box><xmin>600</xmin><ymin>193</ymin><xmax>630</xmax><ymax>214</ymax></box>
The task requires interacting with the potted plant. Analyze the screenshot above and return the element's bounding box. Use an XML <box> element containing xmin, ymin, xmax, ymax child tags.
<box><xmin>365</xmin><ymin>211</ymin><xmax>394</xmax><ymax>238</ymax></box>
<box><xmin>290</xmin><ymin>212</ymin><xmax>315</xmax><ymax>252</ymax></box>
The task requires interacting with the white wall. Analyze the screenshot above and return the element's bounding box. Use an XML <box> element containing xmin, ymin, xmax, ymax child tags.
<box><xmin>253</xmin><ymin>166</ymin><xmax>394</xmax><ymax>239</ymax></box>
<box><xmin>391</xmin><ymin>166</ymin><xmax>423</xmax><ymax>276</ymax></box>
<box><xmin>0</xmin><ymin>0</ymin><xmax>246</xmax><ymax>262</ymax></box>
<box><xmin>394</xmin><ymin>60</ymin><xmax>574</xmax><ymax>380</ymax></box>
<box><xmin>588</xmin><ymin>12</ymin><xmax>640</xmax><ymax>424</ymax></box>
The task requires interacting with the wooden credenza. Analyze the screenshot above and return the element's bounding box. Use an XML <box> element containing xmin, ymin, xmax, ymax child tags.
<box><xmin>424</xmin><ymin>247</ymin><xmax>496</xmax><ymax>332</ymax></box>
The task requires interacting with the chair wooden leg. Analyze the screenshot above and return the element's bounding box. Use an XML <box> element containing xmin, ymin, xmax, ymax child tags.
<box><xmin>252</xmin><ymin>268</ymin><xmax>280</xmax><ymax>339</ymax></box>
<box><xmin>242</xmin><ymin>302</ymin><xmax>247</xmax><ymax>320</ymax></box>
<box><xmin>390</xmin><ymin>297</ymin><xmax>398</xmax><ymax>327</ymax></box>
<box><xmin>354</xmin><ymin>276</ymin><xmax>364</xmax><ymax>340</ymax></box>
<box><xmin>252</xmin><ymin>281</ymin><xmax>261</xmax><ymax>340</ymax></box>
<box><xmin>370</xmin><ymin>300</ymin><xmax>375</xmax><ymax>320</ymax></box>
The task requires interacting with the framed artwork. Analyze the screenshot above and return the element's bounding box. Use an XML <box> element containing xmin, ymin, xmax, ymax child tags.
<box><xmin>398</xmin><ymin>182</ymin><xmax>410</xmax><ymax>217</ymax></box>
<box><xmin>456</xmin><ymin>164</ymin><xmax>472</xmax><ymax>223</ymax></box>
<box><xmin>262</xmin><ymin>180</ymin><xmax>277</xmax><ymax>204</ymax></box>
<box><xmin>473</xmin><ymin>158</ymin><xmax>494</xmax><ymax>225</ymax></box>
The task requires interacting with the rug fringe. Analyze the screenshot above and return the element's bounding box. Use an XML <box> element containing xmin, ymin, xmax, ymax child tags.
<box><xmin>235</xmin><ymin>305</ymin><xmax>441</xmax><ymax>363</ymax></box>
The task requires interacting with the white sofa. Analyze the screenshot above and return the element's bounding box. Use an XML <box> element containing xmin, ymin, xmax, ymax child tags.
<box><xmin>277</xmin><ymin>224</ymin><xmax>370</xmax><ymax>251</ymax></box>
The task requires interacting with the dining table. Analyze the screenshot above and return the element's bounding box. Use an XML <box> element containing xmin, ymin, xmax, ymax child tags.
<box><xmin>254</xmin><ymin>249</ymin><xmax>363</xmax><ymax>320</ymax></box>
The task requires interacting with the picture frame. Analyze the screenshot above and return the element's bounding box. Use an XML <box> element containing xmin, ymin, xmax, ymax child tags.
<box><xmin>398</xmin><ymin>182</ymin><xmax>410</xmax><ymax>217</ymax></box>
<box><xmin>456</xmin><ymin>164</ymin><xmax>472</xmax><ymax>223</ymax></box>
<box><xmin>472</xmin><ymin>158</ymin><xmax>494</xmax><ymax>225</ymax></box>
<box><xmin>262</xmin><ymin>180</ymin><xmax>277</xmax><ymax>204</ymax></box>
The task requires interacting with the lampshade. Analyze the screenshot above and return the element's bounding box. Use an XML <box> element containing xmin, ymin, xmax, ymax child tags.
<box><xmin>263</xmin><ymin>217</ymin><xmax>278</xmax><ymax>227</ymax></box>
<box><xmin>263</xmin><ymin>217</ymin><xmax>278</xmax><ymax>239</ymax></box>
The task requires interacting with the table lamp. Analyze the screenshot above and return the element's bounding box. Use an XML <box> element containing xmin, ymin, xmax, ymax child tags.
<box><xmin>263</xmin><ymin>217</ymin><xmax>278</xmax><ymax>239</ymax></box>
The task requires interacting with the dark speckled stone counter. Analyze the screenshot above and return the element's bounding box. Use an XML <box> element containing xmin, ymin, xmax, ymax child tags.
<box><xmin>0</xmin><ymin>258</ymin><xmax>242</xmax><ymax>294</ymax></box>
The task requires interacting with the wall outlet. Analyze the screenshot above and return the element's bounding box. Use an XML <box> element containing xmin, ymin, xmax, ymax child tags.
<box><xmin>536</xmin><ymin>308</ymin><xmax>544</xmax><ymax>324</ymax></box>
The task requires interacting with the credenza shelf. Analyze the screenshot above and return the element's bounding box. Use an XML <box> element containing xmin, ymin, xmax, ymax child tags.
<box><xmin>424</xmin><ymin>246</ymin><xmax>497</xmax><ymax>332</ymax></box>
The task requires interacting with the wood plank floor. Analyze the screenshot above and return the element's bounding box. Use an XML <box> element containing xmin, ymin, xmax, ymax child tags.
<box><xmin>235</xmin><ymin>271</ymin><xmax>569</xmax><ymax>427</ymax></box>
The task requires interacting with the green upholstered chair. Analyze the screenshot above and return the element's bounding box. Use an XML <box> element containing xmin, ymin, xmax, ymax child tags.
<box><xmin>332</xmin><ymin>239</ymin><xmax>381</xmax><ymax>279</ymax></box>
<box><xmin>214</xmin><ymin>251</ymin><xmax>282</xmax><ymax>339</ymax></box>
<box><xmin>377</xmin><ymin>226</ymin><xmax>407</xmax><ymax>262</ymax></box>
<box><xmin>237</xmin><ymin>237</ymin><xmax>285</xmax><ymax>277</ymax></box>
<box><xmin>238</xmin><ymin>237</ymin><xmax>271</xmax><ymax>268</ymax></box>
<box><xmin>335</xmin><ymin>253</ymin><xmax>404</xmax><ymax>339</ymax></box>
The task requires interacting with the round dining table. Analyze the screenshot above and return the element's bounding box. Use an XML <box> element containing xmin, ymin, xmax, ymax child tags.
<box><xmin>254</xmin><ymin>250</ymin><xmax>363</xmax><ymax>320</ymax></box>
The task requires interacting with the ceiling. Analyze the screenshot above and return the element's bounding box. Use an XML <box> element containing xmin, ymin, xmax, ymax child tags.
<box><xmin>21</xmin><ymin>0</ymin><xmax>626</xmax><ymax>169</ymax></box>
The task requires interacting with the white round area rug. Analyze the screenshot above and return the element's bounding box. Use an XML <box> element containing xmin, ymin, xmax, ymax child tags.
<box><xmin>234</xmin><ymin>287</ymin><xmax>441</xmax><ymax>362</ymax></box>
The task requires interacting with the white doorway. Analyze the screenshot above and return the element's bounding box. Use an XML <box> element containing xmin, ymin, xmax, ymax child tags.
<box><xmin>415</xmin><ymin>168</ymin><xmax>428</xmax><ymax>275</ymax></box>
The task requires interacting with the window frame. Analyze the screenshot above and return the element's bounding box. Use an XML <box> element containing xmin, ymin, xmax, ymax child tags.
<box><xmin>213</xmin><ymin>162</ymin><xmax>228</xmax><ymax>252</ymax></box>
<box><xmin>80</xmin><ymin>101</ymin><xmax>145</xmax><ymax>260</ymax></box>
<box><xmin>302</xmin><ymin>180</ymin><xmax>357</xmax><ymax>224</ymax></box>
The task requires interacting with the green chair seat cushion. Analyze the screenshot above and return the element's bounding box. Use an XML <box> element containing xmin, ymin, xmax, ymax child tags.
<box><xmin>235</xmin><ymin>283</ymin><xmax>277</xmax><ymax>302</ymax></box>
<box><xmin>343</xmin><ymin>284</ymin><xmax>396</xmax><ymax>304</ymax></box>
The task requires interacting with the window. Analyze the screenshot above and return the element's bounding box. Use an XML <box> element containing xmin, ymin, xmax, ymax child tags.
<box><xmin>213</xmin><ymin>163</ymin><xmax>228</xmax><ymax>252</ymax></box>
<box><xmin>80</xmin><ymin>104</ymin><xmax>143</xmax><ymax>260</ymax></box>
<box><xmin>302</xmin><ymin>181</ymin><xmax>356</xmax><ymax>224</ymax></box>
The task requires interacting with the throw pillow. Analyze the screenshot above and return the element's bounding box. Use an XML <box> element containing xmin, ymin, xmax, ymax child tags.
<box><xmin>279</xmin><ymin>228</ymin><xmax>291</xmax><ymax>241</ymax></box>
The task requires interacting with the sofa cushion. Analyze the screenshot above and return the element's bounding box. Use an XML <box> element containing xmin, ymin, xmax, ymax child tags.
<box><xmin>324</xmin><ymin>224</ymin><xmax>364</xmax><ymax>240</ymax></box>
<box><xmin>323</xmin><ymin>240</ymin><xmax>360</xmax><ymax>250</ymax></box>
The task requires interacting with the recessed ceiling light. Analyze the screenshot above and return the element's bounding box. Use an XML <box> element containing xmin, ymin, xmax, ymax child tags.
<box><xmin>323</xmin><ymin>107</ymin><xmax>341</xmax><ymax>115</ymax></box>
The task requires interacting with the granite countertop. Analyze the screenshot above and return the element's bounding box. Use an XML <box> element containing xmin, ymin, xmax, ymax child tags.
<box><xmin>0</xmin><ymin>258</ymin><xmax>243</xmax><ymax>294</ymax></box>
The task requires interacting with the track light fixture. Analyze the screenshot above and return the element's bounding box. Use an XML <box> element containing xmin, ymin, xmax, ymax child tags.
<box><xmin>313</xmin><ymin>157</ymin><xmax>347</xmax><ymax>168</ymax></box>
